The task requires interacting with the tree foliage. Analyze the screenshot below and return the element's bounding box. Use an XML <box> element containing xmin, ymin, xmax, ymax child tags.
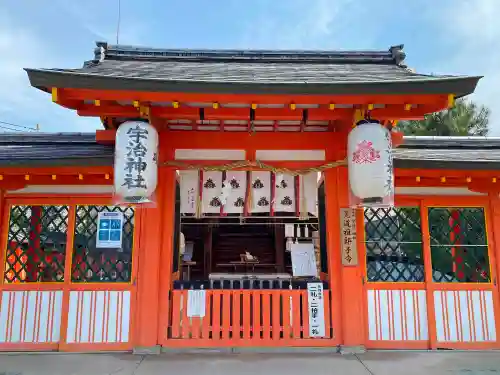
<box><xmin>398</xmin><ymin>99</ymin><xmax>490</xmax><ymax>136</ymax></box>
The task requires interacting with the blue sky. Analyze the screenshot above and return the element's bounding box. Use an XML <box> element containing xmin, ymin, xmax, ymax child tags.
<box><xmin>1</xmin><ymin>0</ymin><xmax>498</xmax><ymax>133</ymax></box>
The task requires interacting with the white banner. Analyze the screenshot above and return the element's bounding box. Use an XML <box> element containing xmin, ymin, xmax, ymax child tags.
<box><xmin>307</xmin><ymin>282</ymin><xmax>326</xmax><ymax>338</ymax></box>
<box><xmin>274</xmin><ymin>173</ymin><xmax>296</xmax><ymax>212</ymax></box>
<box><xmin>202</xmin><ymin>171</ymin><xmax>223</xmax><ymax>214</ymax></box>
<box><xmin>178</xmin><ymin>168</ymin><xmax>317</xmax><ymax>217</ymax></box>
<box><xmin>179</xmin><ymin>170</ymin><xmax>199</xmax><ymax>214</ymax></box>
<box><xmin>250</xmin><ymin>171</ymin><xmax>271</xmax><ymax>213</ymax></box>
<box><xmin>223</xmin><ymin>171</ymin><xmax>247</xmax><ymax>214</ymax></box>
<box><xmin>300</xmin><ymin>172</ymin><xmax>319</xmax><ymax>216</ymax></box>
<box><xmin>187</xmin><ymin>290</ymin><xmax>206</xmax><ymax>317</ymax></box>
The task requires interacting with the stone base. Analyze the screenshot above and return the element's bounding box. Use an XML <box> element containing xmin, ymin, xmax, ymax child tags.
<box><xmin>339</xmin><ymin>345</ymin><xmax>366</xmax><ymax>355</ymax></box>
<box><xmin>161</xmin><ymin>347</ymin><xmax>233</xmax><ymax>354</ymax></box>
<box><xmin>133</xmin><ymin>345</ymin><xmax>161</xmax><ymax>355</ymax></box>
<box><xmin>234</xmin><ymin>347</ymin><xmax>338</xmax><ymax>354</ymax></box>
<box><xmin>160</xmin><ymin>346</ymin><xmax>338</xmax><ymax>354</ymax></box>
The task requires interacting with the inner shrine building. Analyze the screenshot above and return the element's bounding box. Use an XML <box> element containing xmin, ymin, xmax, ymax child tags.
<box><xmin>0</xmin><ymin>42</ymin><xmax>498</xmax><ymax>352</ymax></box>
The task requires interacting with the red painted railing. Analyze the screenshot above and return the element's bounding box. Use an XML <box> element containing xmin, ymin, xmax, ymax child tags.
<box><xmin>166</xmin><ymin>289</ymin><xmax>336</xmax><ymax>347</ymax></box>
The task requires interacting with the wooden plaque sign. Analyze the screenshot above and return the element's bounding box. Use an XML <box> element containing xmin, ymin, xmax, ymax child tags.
<box><xmin>340</xmin><ymin>208</ymin><xmax>358</xmax><ymax>266</ymax></box>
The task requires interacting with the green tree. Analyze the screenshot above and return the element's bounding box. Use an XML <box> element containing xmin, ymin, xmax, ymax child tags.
<box><xmin>398</xmin><ymin>99</ymin><xmax>490</xmax><ymax>136</ymax></box>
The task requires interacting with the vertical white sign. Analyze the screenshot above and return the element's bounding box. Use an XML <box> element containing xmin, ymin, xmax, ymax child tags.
<box><xmin>179</xmin><ymin>170</ymin><xmax>199</xmax><ymax>214</ymax></box>
<box><xmin>307</xmin><ymin>282</ymin><xmax>326</xmax><ymax>338</ymax></box>
<box><xmin>291</xmin><ymin>243</ymin><xmax>318</xmax><ymax>277</ymax></box>
<box><xmin>96</xmin><ymin>212</ymin><xmax>124</xmax><ymax>248</ymax></box>
<box><xmin>187</xmin><ymin>290</ymin><xmax>206</xmax><ymax>317</ymax></box>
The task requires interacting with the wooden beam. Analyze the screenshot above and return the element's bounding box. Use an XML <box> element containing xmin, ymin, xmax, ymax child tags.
<box><xmin>164</xmin><ymin>160</ymin><xmax>333</xmax><ymax>170</ymax></box>
<box><xmin>204</xmin><ymin>225</ymin><xmax>213</xmax><ymax>277</ymax></box>
<box><xmin>159</xmin><ymin>131</ymin><xmax>339</xmax><ymax>155</ymax></box>
<box><xmin>60</xmin><ymin>88</ymin><xmax>451</xmax><ymax>107</ymax></box>
<box><xmin>79</xmin><ymin>105</ymin><xmax>336</xmax><ymax>121</ymax></box>
<box><xmin>274</xmin><ymin>223</ymin><xmax>285</xmax><ymax>273</ymax></box>
<box><xmin>76</xmin><ymin>104</ymin><xmax>441</xmax><ymax>122</ymax></box>
<box><xmin>78</xmin><ymin>103</ymin><xmax>139</xmax><ymax>117</ymax></box>
<box><xmin>96</xmin><ymin>129</ymin><xmax>116</xmax><ymax>144</ymax></box>
<box><xmin>369</xmin><ymin>105</ymin><xmax>439</xmax><ymax>120</ymax></box>
<box><xmin>0</xmin><ymin>166</ymin><xmax>113</xmax><ymax>175</ymax></box>
<box><xmin>51</xmin><ymin>87</ymin><xmax>83</xmax><ymax>110</ymax></box>
<box><xmin>395</xmin><ymin>175</ymin><xmax>500</xmax><ymax>189</ymax></box>
<box><xmin>395</xmin><ymin>168</ymin><xmax>500</xmax><ymax>179</ymax></box>
<box><xmin>0</xmin><ymin>175</ymin><xmax>113</xmax><ymax>190</ymax></box>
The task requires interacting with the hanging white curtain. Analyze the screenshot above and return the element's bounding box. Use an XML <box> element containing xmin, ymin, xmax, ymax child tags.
<box><xmin>274</xmin><ymin>173</ymin><xmax>296</xmax><ymax>213</ymax></box>
<box><xmin>223</xmin><ymin>171</ymin><xmax>247</xmax><ymax>214</ymax></box>
<box><xmin>250</xmin><ymin>171</ymin><xmax>271</xmax><ymax>213</ymax></box>
<box><xmin>202</xmin><ymin>171</ymin><xmax>223</xmax><ymax>214</ymax></box>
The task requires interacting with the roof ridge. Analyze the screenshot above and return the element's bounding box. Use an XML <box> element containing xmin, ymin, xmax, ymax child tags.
<box><xmin>91</xmin><ymin>41</ymin><xmax>405</xmax><ymax>65</ymax></box>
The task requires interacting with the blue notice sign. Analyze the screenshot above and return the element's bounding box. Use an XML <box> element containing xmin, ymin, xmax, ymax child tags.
<box><xmin>96</xmin><ymin>211</ymin><xmax>124</xmax><ymax>248</ymax></box>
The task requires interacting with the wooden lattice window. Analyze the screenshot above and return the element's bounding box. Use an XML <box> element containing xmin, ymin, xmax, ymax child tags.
<box><xmin>428</xmin><ymin>207</ymin><xmax>490</xmax><ymax>283</ymax></box>
<box><xmin>71</xmin><ymin>205</ymin><xmax>135</xmax><ymax>283</ymax></box>
<box><xmin>4</xmin><ymin>205</ymin><xmax>69</xmax><ymax>283</ymax></box>
<box><xmin>364</xmin><ymin>207</ymin><xmax>424</xmax><ymax>282</ymax></box>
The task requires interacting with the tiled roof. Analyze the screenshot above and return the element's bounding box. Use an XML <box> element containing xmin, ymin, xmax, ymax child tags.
<box><xmin>25</xmin><ymin>42</ymin><xmax>481</xmax><ymax>97</ymax></box>
<box><xmin>0</xmin><ymin>133</ymin><xmax>113</xmax><ymax>166</ymax></box>
<box><xmin>394</xmin><ymin>136</ymin><xmax>500</xmax><ymax>169</ymax></box>
<box><xmin>1</xmin><ymin>133</ymin><xmax>500</xmax><ymax>170</ymax></box>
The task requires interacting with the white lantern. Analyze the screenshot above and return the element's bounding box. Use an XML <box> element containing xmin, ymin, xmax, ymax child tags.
<box><xmin>114</xmin><ymin>121</ymin><xmax>159</xmax><ymax>202</ymax></box>
<box><xmin>348</xmin><ymin>122</ymin><xmax>393</xmax><ymax>205</ymax></box>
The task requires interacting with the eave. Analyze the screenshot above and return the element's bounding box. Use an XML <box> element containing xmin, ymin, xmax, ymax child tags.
<box><xmin>25</xmin><ymin>68</ymin><xmax>481</xmax><ymax>98</ymax></box>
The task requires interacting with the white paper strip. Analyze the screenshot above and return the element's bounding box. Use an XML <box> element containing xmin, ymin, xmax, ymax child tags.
<box><xmin>179</xmin><ymin>170</ymin><xmax>199</xmax><ymax>214</ymax></box>
<box><xmin>307</xmin><ymin>282</ymin><xmax>326</xmax><ymax>337</ymax></box>
<box><xmin>223</xmin><ymin>171</ymin><xmax>247</xmax><ymax>214</ymax></box>
<box><xmin>250</xmin><ymin>171</ymin><xmax>271</xmax><ymax>213</ymax></box>
<box><xmin>274</xmin><ymin>173</ymin><xmax>296</xmax><ymax>213</ymax></box>
<box><xmin>202</xmin><ymin>171</ymin><xmax>223</xmax><ymax>214</ymax></box>
<box><xmin>290</xmin><ymin>243</ymin><xmax>318</xmax><ymax>277</ymax></box>
<box><xmin>285</xmin><ymin>224</ymin><xmax>295</xmax><ymax>238</ymax></box>
<box><xmin>187</xmin><ymin>290</ymin><xmax>206</xmax><ymax>317</ymax></box>
<box><xmin>300</xmin><ymin>172</ymin><xmax>319</xmax><ymax>216</ymax></box>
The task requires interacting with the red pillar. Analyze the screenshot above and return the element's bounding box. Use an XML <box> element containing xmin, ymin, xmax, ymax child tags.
<box><xmin>324</xmin><ymin>166</ymin><xmax>366</xmax><ymax>349</ymax></box>
<box><xmin>487</xmin><ymin>194</ymin><xmax>500</xmax><ymax>328</ymax></box>
<box><xmin>158</xmin><ymin>167</ymin><xmax>176</xmax><ymax>347</ymax></box>
<box><xmin>133</xmin><ymin>167</ymin><xmax>175</xmax><ymax>350</ymax></box>
<box><xmin>339</xmin><ymin>167</ymin><xmax>366</xmax><ymax>348</ymax></box>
